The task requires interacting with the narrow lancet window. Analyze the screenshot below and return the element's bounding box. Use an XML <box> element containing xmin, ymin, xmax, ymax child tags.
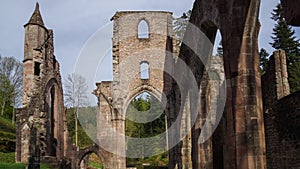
<box><xmin>140</xmin><ymin>62</ymin><xmax>149</xmax><ymax>79</ymax></box>
<box><xmin>138</xmin><ymin>20</ymin><xmax>149</xmax><ymax>39</ymax></box>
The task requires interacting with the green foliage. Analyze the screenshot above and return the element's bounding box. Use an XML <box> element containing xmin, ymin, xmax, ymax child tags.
<box><xmin>0</xmin><ymin>139</ymin><xmax>16</xmax><ymax>152</ymax></box>
<box><xmin>40</xmin><ymin>163</ymin><xmax>54</xmax><ymax>169</ymax></box>
<box><xmin>0</xmin><ymin>115</ymin><xmax>15</xmax><ymax>133</ymax></box>
<box><xmin>125</xmin><ymin>93</ymin><xmax>168</xmax><ymax>167</ymax></box>
<box><xmin>126</xmin><ymin>152</ymin><xmax>168</xmax><ymax>168</ymax></box>
<box><xmin>0</xmin><ymin>162</ymin><xmax>26</xmax><ymax>169</ymax></box>
<box><xmin>0</xmin><ymin>152</ymin><xmax>16</xmax><ymax>163</ymax></box>
<box><xmin>0</xmin><ymin>116</ymin><xmax>16</xmax><ymax>152</ymax></box>
<box><xmin>0</xmin><ymin>75</ymin><xmax>14</xmax><ymax>119</ymax></box>
<box><xmin>270</xmin><ymin>3</ymin><xmax>300</xmax><ymax>92</ymax></box>
<box><xmin>0</xmin><ymin>153</ymin><xmax>55</xmax><ymax>169</ymax></box>
<box><xmin>0</xmin><ymin>56</ymin><xmax>23</xmax><ymax>121</ymax></box>
<box><xmin>89</xmin><ymin>161</ymin><xmax>103</xmax><ymax>169</ymax></box>
<box><xmin>259</xmin><ymin>48</ymin><xmax>270</xmax><ymax>75</ymax></box>
<box><xmin>66</xmin><ymin>107</ymin><xmax>95</xmax><ymax>148</ymax></box>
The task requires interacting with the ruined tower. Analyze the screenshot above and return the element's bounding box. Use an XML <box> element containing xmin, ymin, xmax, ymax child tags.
<box><xmin>16</xmin><ymin>3</ymin><xmax>68</xmax><ymax>167</ymax></box>
<box><xmin>93</xmin><ymin>11</ymin><xmax>176</xmax><ymax>168</ymax></box>
<box><xmin>23</xmin><ymin>2</ymin><xmax>48</xmax><ymax>106</ymax></box>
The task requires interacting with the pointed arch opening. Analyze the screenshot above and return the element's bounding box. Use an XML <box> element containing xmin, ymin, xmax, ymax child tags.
<box><xmin>125</xmin><ymin>91</ymin><xmax>169</xmax><ymax>168</ymax></box>
<box><xmin>79</xmin><ymin>152</ymin><xmax>104</xmax><ymax>169</ymax></box>
<box><xmin>138</xmin><ymin>20</ymin><xmax>150</xmax><ymax>39</ymax></box>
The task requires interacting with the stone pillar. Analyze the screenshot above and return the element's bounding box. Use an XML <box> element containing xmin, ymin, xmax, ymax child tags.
<box><xmin>221</xmin><ymin>1</ymin><xmax>266</xmax><ymax>168</ymax></box>
<box><xmin>262</xmin><ymin>50</ymin><xmax>290</xmax><ymax>110</ymax></box>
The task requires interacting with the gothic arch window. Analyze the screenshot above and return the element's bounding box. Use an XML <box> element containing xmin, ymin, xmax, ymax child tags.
<box><xmin>140</xmin><ymin>61</ymin><xmax>149</xmax><ymax>79</ymax></box>
<box><xmin>138</xmin><ymin>20</ymin><xmax>149</xmax><ymax>39</ymax></box>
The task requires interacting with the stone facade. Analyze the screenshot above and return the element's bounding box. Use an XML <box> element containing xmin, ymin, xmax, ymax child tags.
<box><xmin>15</xmin><ymin>3</ymin><xmax>70</xmax><ymax>168</ymax></box>
<box><xmin>93</xmin><ymin>11</ymin><xmax>177</xmax><ymax>169</ymax></box>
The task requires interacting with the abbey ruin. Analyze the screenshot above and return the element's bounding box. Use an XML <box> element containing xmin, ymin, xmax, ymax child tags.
<box><xmin>15</xmin><ymin>0</ymin><xmax>300</xmax><ymax>169</ymax></box>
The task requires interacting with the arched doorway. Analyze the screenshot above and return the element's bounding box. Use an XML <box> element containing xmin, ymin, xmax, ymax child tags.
<box><xmin>78</xmin><ymin>151</ymin><xmax>104</xmax><ymax>169</ymax></box>
<box><xmin>125</xmin><ymin>91</ymin><xmax>169</xmax><ymax>168</ymax></box>
<box><xmin>44</xmin><ymin>82</ymin><xmax>59</xmax><ymax>157</ymax></box>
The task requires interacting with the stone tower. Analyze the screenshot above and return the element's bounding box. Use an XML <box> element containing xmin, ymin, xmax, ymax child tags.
<box><xmin>16</xmin><ymin>3</ymin><xmax>68</xmax><ymax>167</ymax></box>
<box><xmin>23</xmin><ymin>2</ymin><xmax>50</xmax><ymax>106</ymax></box>
<box><xmin>94</xmin><ymin>11</ymin><xmax>176</xmax><ymax>169</ymax></box>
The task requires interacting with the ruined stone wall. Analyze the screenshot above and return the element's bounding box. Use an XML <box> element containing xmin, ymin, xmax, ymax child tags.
<box><xmin>94</xmin><ymin>11</ymin><xmax>176</xmax><ymax>169</ymax></box>
<box><xmin>261</xmin><ymin>50</ymin><xmax>290</xmax><ymax>110</ymax></box>
<box><xmin>263</xmin><ymin>91</ymin><xmax>300</xmax><ymax>169</ymax></box>
<box><xmin>261</xmin><ymin>50</ymin><xmax>300</xmax><ymax>169</ymax></box>
<box><xmin>16</xmin><ymin>3</ymin><xmax>70</xmax><ymax>168</ymax></box>
<box><xmin>172</xmin><ymin>0</ymin><xmax>267</xmax><ymax>168</ymax></box>
<box><xmin>111</xmin><ymin>11</ymin><xmax>175</xmax><ymax>115</ymax></box>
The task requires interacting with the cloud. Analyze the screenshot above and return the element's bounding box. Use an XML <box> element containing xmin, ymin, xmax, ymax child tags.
<box><xmin>0</xmin><ymin>0</ymin><xmax>299</xmax><ymax>105</ymax></box>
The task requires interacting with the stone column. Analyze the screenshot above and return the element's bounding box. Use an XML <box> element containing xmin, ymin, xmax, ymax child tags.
<box><xmin>222</xmin><ymin>0</ymin><xmax>266</xmax><ymax>168</ymax></box>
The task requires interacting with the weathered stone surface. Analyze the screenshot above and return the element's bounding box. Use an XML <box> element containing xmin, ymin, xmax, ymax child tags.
<box><xmin>262</xmin><ymin>50</ymin><xmax>300</xmax><ymax>169</ymax></box>
<box><xmin>281</xmin><ymin>0</ymin><xmax>300</xmax><ymax>26</ymax></box>
<box><xmin>262</xmin><ymin>50</ymin><xmax>290</xmax><ymax>110</ymax></box>
<box><xmin>16</xmin><ymin>2</ymin><xmax>300</xmax><ymax>169</ymax></box>
<box><xmin>173</xmin><ymin>0</ymin><xmax>267</xmax><ymax>168</ymax></box>
<box><xmin>94</xmin><ymin>11</ymin><xmax>177</xmax><ymax>169</ymax></box>
<box><xmin>16</xmin><ymin>3</ymin><xmax>70</xmax><ymax>168</ymax></box>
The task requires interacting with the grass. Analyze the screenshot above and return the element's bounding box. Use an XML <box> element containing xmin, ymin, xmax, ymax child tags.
<box><xmin>0</xmin><ymin>162</ymin><xmax>54</xmax><ymax>169</ymax></box>
<box><xmin>0</xmin><ymin>116</ymin><xmax>16</xmax><ymax>152</ymax></box>
<box><xmin>40</xmin><ymin>163</ymin><xmax>54</xmax><ymax>169</ymax></box>
<box><xmin>0</xmin><ymin>116</ymin><xmax>15</xmax><ymax>133</ymax></box>
<box><xmin>0</xmin><ymin>152</ymin><xmax>16</xmax><ymax>163</ymax></box>
<box><xmin>0</xmin><ymin>162</ymin><xmax>26</xmax><ymax>169</ymax></box>
<box><xmin>89</xmin><ymin>161</ymin><xmax>103</xmax><ymax>169</ymax></box>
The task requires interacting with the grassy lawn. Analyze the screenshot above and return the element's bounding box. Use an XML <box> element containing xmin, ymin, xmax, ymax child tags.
<box><xmin>0</xmin><ymin>162</ymin><xmax>26</xmax><ymax>169</ymax></box>
<box><xmin>0</xmin><ymin>152</ymin><xmax>54</xmax><ymax>169</ymax></box>
<box><xmin>0</xmin><ymin>162</ymin><xmax>53</xmax><ymax>169</ymax></box>
<box><xmin>0</xmin><ymin>116</ymin><xmax>16</xmax><ymax>152</ymax></box>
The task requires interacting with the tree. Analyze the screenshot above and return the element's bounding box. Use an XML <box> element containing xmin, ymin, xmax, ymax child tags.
<box><xmin>64</xmin><ymin>73</ymin><xmax>89</xmax><ymax>146</ymax></box>
<box><xmin>259</xmin><ymin>48</ymin><xmax>269</xmax><ymax>75</ymax></box>
<box><xmin>173</xmin><ymin>10</ymin><xmax>191</xmax><ymax>43</ymax></box>
<box><xmin>270</xmin><ymin>3</ymin><xmax>300</xmax><ymax>92</ymax></box>
<box><xmin>0</xmin><ymin>56</ymin><xmax>23</xmax><ymax>123</ymax></box>
<box><xmin>125</xmin><ymin>92</ymin><xmax>167</xmax><ymax>163</ymax></box>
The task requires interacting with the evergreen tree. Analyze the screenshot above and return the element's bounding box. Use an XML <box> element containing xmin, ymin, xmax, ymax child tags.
<box><xmin>259</xmin><ymin>48</ymin><xmax>269</xmax><ymax>75</ymax></box>
<box><xmin>270</xmin><ymin>3</ymin><xmax>300</xmax><ymax>92</ymax></box>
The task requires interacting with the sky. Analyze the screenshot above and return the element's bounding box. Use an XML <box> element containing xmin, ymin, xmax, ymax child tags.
<box><xmin>0</xmin><ymin>0</ymin><xmax>299</xmax><ymax>105</ymax></box>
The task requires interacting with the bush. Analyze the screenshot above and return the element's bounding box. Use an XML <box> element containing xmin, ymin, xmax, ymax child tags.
<box><xmin>0</xmin><ymin>152</ymin><xmax>15</xmax><ymax>163</ymax></box>
<box><xmin>0</xmin><ymin>139</ymin><xmax>16</xmax><ymax>152</ymax></box>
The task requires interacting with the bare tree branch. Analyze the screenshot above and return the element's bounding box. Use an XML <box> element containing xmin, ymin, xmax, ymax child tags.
<box><xmin>63</xmin><ymin>73</ymin><xmax>89</xmax><ymax>146</ymax></box>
